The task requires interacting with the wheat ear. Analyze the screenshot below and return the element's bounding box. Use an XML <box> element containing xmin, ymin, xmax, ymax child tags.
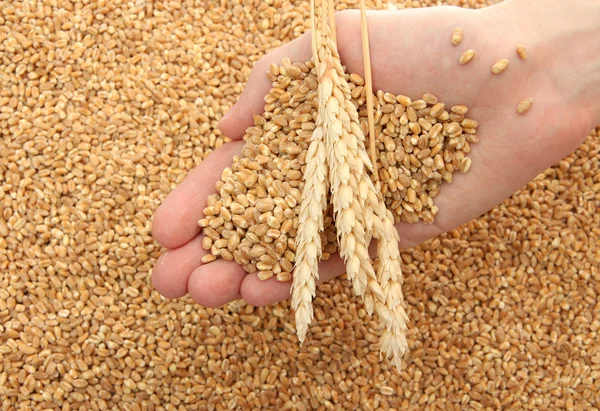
<box><xmin>290</xmin><ymin>0</ymin><xmax>329</xmax><ymax>343</ymax></box>
<box><xmin>326</xmin><ymin>0</ymin><xmax>408</xmax><ymax>369</ymax></box>
<box><xmin>317</xmin><ymin>0</ymin><xmax>383</xmax><ymax>309</ymax></box>
<box><xmin>365</xmin><ymin>184</ymin><xmax>409</xmax><ymax>369</ymax></box>
<box><xmin>357</xmin><ymin>0</ymin><xmax>408</xmax><ymax>369</ymax></box>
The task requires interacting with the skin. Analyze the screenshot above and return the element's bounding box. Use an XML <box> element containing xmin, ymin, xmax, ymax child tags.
<box><xmin>151</xmin><ymin>0</ymin><xmax>600</xmax><ymax>308</ymax></box>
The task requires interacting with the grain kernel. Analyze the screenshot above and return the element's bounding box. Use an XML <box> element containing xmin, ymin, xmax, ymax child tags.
<box><xmin>422</xmin><ymin>93</ymin><xmax>438</xmax><ymax>105</ymax></box>
<box><xmin>451</xmin><ymin>105</ymin><xmax>468</xmax><ymax>115</ymax></box>
<box><xmin>350</xmin><ymin>73</ymin><xmax>365</xmax><ymax>86</ymax></box>
<box><xmin>516</xmin><ymin>45</ymin><xmax>528</xmax><ymax>60</ymax></box>
<box><xmin>459</xmin><ymin>49</ymin><xmax>476</xmax><ymax>65</ymax></box>
<box><xmin>517</xmin><ymin>98</ymin><xmax>534</xmax><ymax>114</ymax></box>
<box><xmin>380</xmin><ymin>386</ymin><xmax>395</xmax><ymax>396</ymax></box>
<box><xmin>461</xmin><ymin>118</ymin><xmax>478</xmax><ymax>128</ymax></box>
<box><xmin>429</xmin><ymin>103</ymin><xmax>445</xmax><ymax>118</ymax></box>
<box><xmin>459</xmin><ymin>157</ymin><xmax>472</xmax><ymax>173</ymax></box>
<box><xmin>397</xmin><ymin>95</ymin><xmax>412</xmax><ymax>107</ymax></box>
<box><xmin>258</xmin><ymin>270</ymin><xmax>273</xmax><ymax>280</ymax></box>
<box><xmin>491</xmin><ymin>59</ymin><xmax>509</xmax><ymax>74</ymax></box>
<box><xmin>451</xmin><ymin>28</ymin><xmax>463</xmax><ymax>46</ymax></box>
<box><xmin>202</xmin><ymin>254</ymin><xmax>217</xmax><ymax>264</ymax></box>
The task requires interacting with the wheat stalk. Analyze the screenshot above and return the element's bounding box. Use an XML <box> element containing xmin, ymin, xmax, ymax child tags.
<box><xmin>360</xmin><ymin>0</ymin><xmax>378</xmax><ymax>181</ymax></box>
<box><xmin>290</xmin><ymin>0</ymin><xmax>329</xmax><ymax>344</ymax></box>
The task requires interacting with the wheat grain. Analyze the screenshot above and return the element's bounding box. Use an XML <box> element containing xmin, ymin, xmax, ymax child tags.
<box><xmin>491</xmin><ymin>58</ymin><xmax>509</xmax><ymax>74</ymax></box>
<box><xmin>430</xmin><ymin>102</ymin><xmax>446</xmax><ymax>118</ymax></box>
<box><xmin>459</xmin><ymin>49</ymin><xmax>476</xmax><ymax>64</ymax></box>
<box><xmin>202</xmin><ymin>254</ymin><xmax>217</xmax><ymax>264</ymax></box>
<box><xmin>517</xmin><ymin>97</ymin><xmax>534</xmax><ymax>114</ymax></box>
<box><xmin>451</xmin><ymin>28</ymin><xmax>464</xmax><ymax>46</ymax></box>
<box><xmin>459</xmin><ymin>157</ymin><xmax>473</xmax><ymax>173</ymax></box>
<box><xmin>461</xmin><ymin>118</ymin><xmax>479</xmax><ymax>128</ymax></box>
<box><xmin>422</xmin><ymin>93</ymin><xmax>438</xmax><ymax>105</ymax></box>
<box><xmin>451</xmin><ymin>104</ymin><xmax>469</xmax><ymax>115</ymax></box>
<box><xmin>516</xmin><ymin>44</ymin><xmax>528</xmax><ymax>60</ymax></box>
<box><xmin>397</xmin><ymin>95</ymin><xmax>413</xmax><ymax>107</ymax></box>
<box><xmin>202</xmin><ymin>70</ymin><xmax>479</xmax><ymax>270</ymax></box>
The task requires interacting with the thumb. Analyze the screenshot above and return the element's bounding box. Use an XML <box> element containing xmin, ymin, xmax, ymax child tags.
<box><xmin>218</xmin><ymin>31</ymin><xmax>313</xmax><ymax>140</ymax></box>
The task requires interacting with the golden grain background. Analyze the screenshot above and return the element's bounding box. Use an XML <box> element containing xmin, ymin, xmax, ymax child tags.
<box><xmin>0</xmin><ymin>0</ymin><xmax>599</xmax><ymax>409</ymax></box>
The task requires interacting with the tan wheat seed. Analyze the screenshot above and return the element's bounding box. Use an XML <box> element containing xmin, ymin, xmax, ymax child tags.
<box><xmin>451</xmin><ymin>27</ymin><xmax>464</xmax><ymax>46</ymax></box>
<box><xmin>517</xmin><ymin>97</ymin><xmax>534</xmax><ymax>114</ymax></box>
<box><xmin>491</xmin><ymin>58</ymin><xmax>509</xmax><ymax>74</ymax></box>
<box><xmin>459</xmin><ymin>49</ymin><xmax>476</xmax><ymax>64</ymax></box>
<box><xmin>516</xmin><ymin>44</ymin><xmax>529</xmax><ymax>60</ymax></box>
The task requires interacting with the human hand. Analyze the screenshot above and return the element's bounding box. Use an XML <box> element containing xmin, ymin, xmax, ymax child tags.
<box><xmin>151</xmin><ymin>1</ymin><xmax>600</xmax><ymax>308</ymax></box>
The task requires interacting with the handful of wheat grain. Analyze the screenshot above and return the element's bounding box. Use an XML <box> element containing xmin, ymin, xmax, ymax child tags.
<box><xmin>199</xmin><ymin>0</ymin><xmax>482</xmax><ymax>371</ymax></box>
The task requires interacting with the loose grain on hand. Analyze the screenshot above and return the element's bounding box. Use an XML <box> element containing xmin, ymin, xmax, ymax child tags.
<box><xmin>200</xmin><ymin>68</ymin><xmax>480</xmax><ymax>271</ymax></box>
<box><xmin>517</xmin><ymin>97</ymin><xmax>534</xmax><ymax>114</ymax></box>
<box><xmin>451</xmin><ymin>27</ymin><xmax>464</xmax><ymax>46</ymax></box>
<box><xmin>516</xmin><ymin>44</ymin><xmax>529</xmax><ymax>60</ymax></box>
<box><xmin>459</xmin><ymin>49</ymin><xmax>476</xmax><ymax>64</ymax></box>
<box><xmin>491</xmin><ymin>58</ymin><xmax>509</xmax><ymax>74</ymax></box>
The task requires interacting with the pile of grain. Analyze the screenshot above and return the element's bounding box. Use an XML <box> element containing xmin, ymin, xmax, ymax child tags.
<box><xmin>199</xmin><ymin>59</ymin><xmax>477</xmax><ymax>279</ymax></box>
<box><xmin>1</xmin><ymin>0</ymin><xmax>599</xmax><ymax>409</ymax></box>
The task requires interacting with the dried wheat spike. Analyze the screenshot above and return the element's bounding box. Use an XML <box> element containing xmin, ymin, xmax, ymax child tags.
<box><xmin>365</xmin><ymin>184</ymin><xmax>409</xmax><ymax>369</ymax></box>
<box><xmin>325</xmin><ymin>0</ymin><xmax>407</xmax><ymax>369</ymax></box>
<box><xmin>316</xmin><ymin>1</ymin><xmax>376</xmax><ymax>302</ymax></box>
<box><xmin>290</xmin><ymin>0</ymin><xmax>329</xmax><ymax>344</ymax></box>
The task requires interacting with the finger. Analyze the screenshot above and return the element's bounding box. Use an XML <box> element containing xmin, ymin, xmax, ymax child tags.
<box><xmin>151</xmin><ymin>235</ymin><xmax>206</xmax><ymax>299</ymax></box>
<box><xmin>187</xmin><ymin>259</ymin><xmax>247</xmax><ymax>308</ymax></box>
<box><xmin>152</xmin><ymin>141</ymin><xmax>244</xmax><ymax>249</ymax></box>
<box><xmin>218</xmin><ymin>32</ymin><xmax>313</xmax><ymax>140</ymax></box>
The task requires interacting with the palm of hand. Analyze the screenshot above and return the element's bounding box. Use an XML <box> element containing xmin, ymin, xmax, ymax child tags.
<box><xmin>151</xmin><ymin>6</ymin><xmax>593</xmax><ymax>308</ymax></box>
